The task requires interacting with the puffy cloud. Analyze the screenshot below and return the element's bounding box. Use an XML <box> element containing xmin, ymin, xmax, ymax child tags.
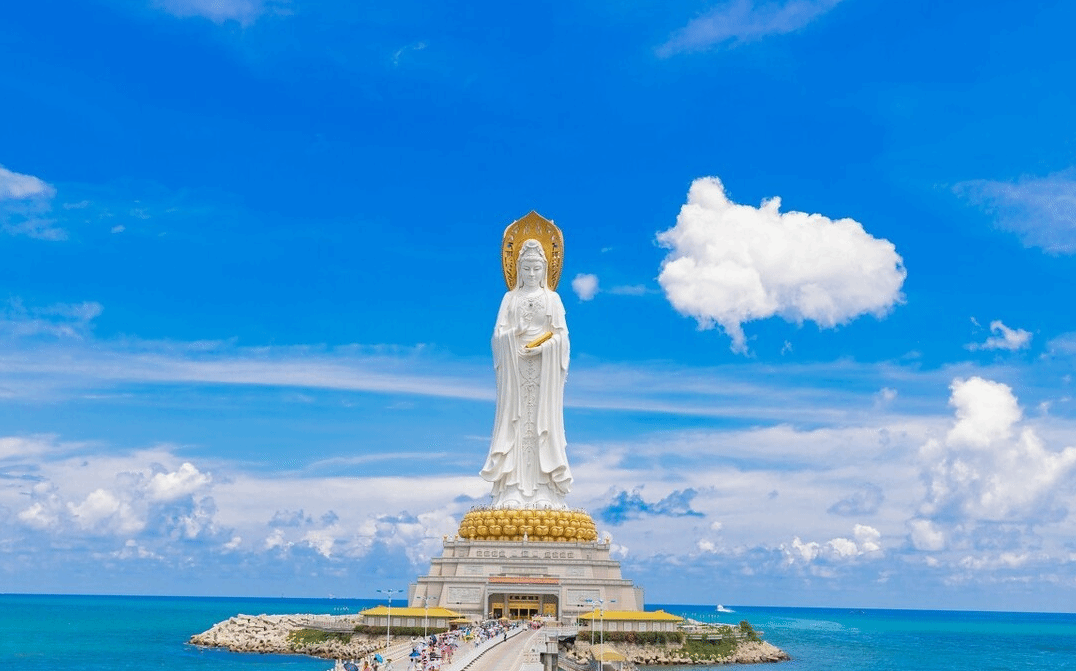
<box><xmin>918</xmin><ymin>377</ymin><xmax>1076</xmax><ymax>523</ymax></box>
<box><xmin>147</xmin><ymin>462</ymin><xmax>211</xmax><ymax>502</ymax></box>
<box><xmin>657</xmin><ymin>177</ymin><xmax>906</xmax><ymax>352</ymax></box>
<box><xmin>572</xmin><ymin>273</ymin><xmax>600</xmax><ymax>301</ymax></box>
<box><xmin>854</xmin><ymin>524</ymin><xmax>882</xmax><ymax>553</ymax></box>
<box><xmin>12</xmin><ymin>456</ymin><xmax>218</xmax><ymax>541</ymax></box>
<box><xmin>967</xmin><ymin>320</ymin><xmax>1032</xmax><ymax>352</ymax></box>
<box><xmin>954</xmin><ymin>170</ymin><xmax>1076</xmax><ymax>254</ymax></box>
<box><xmin>68</xmin><ymin>488</ymin><xmax>143</xmax><ymax>535</ymax></box>
<box><xmin>0</xmin><ymin>165</ymin><xmax>54</xmax><ymax>201</ymax></box>
<box><xmin>783</xmin><ymin>524</ymin><xmax>883</xmax><ymax>565</ymax></box>
<box><xmin>945</xmin><ymin>377</ymin><xmax>1022</xmax><ymax>449</ymax></box>
<box><xmin>907</xmin><ymin>518</ymin><xmax>946</xmax><ymax>551</ymax></box>
<box><xmin>657</xmin><ymin>0</ymin><xmax>845</xmax><ymax>56</ymax></box>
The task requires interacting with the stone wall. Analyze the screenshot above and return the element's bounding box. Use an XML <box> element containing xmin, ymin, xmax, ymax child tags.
<box><xmin>564</xmin><ymin>639</ymin><xmax>790</xmax><ymax>666</ymax></box>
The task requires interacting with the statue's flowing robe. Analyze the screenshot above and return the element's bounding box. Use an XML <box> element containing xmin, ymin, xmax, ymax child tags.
<box><xmin>480</xmin><ymin>287</ymin><xmax>572</xmax><ymax>506</ymax></box>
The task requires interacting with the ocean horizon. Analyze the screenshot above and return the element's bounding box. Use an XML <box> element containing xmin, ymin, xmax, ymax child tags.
<box><xmin>3</xmin><ymin>593</ymin><xmax>1075</xmax><ymax>670</ymax></box>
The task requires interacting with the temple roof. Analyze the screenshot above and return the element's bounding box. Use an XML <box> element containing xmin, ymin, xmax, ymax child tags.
<box><xmin>577</xmin><ymin>609</ymin><xmax>683</xmax><ymax>622</ymax></box>
<box><xmin>361</xmin><ymin>606</ymin><xmax>463</xmax><ymax>618</ymax></box>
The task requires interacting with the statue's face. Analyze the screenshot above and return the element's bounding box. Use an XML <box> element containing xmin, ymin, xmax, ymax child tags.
<box><xmin>520</xmin><ymin>258</ymin><xmax>545</xmax><ymax>288</ymax></box>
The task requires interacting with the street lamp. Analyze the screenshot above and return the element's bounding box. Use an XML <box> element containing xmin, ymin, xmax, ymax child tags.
<box><xmin>585</xmin><ymin>598</ymin><xmax>616</xmax><ymax>666</ymax></box>
<box><xmin>377</xmin><ymin>588</ymin><xmax>403</xmax><ymax>650</ymax></box>
<box><xmin>578</xmin><ymin>602</ymin><xmax>595</xmax><ymax>644</ymax></box>
<box><xmin>417</xmin><ymin>594</ymin><xmax>438</xmax><ymax>639</ymax></box>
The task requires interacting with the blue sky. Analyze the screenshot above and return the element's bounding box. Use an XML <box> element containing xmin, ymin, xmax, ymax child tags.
<box><xmin>3</xmin><ymin>0</ymin><xmax>1076</xmax><ymax>612</ymax></box>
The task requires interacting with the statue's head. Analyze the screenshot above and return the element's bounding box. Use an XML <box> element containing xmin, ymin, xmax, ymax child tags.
<box><xmin>516</xmin><ymin>238</ymin><xmax>548</xmax><ymax>289</ymax></box>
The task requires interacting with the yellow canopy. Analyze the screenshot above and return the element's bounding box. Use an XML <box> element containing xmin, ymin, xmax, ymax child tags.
<box><xmin>361</xmin><ymin>606</ymin><xmax>463</xmax><ymax>618</ymax></box>
<box><xmin>578</xmin><ymin>609</ymin><xmax>683</xmax><ymax>622</ymax></box>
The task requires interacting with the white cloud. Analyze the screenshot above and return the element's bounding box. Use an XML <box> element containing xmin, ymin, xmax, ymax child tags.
<box><xmin>0</xmin><ymin>435</ymin><xmax>58</xmax><ymax>459</ymax></box>
<box><xmin>907</xmin><ymin>518</ymin><xmax>946</xmax><ymax>551</ymax></box>
<box><xmin>0</xmin><ymin>165</ymin><xmax>54</xmax><ymax>201</ymax></box>
<box><xmin>1</xmin><ymin>298</ymin><xmax>103</xmax><ymax>339</ymax></box>
<box><xmin>657</xmin><ymin>177</ymin><xmax>906</xmax><ymax>353</ymax></box>
<box><xmin>945</xmin><ymin>377</ymin><xmax>1022</xmax><ymax>448</ymax></box>
<box><xmin>392</xmin><ymin>41</ymin><xmax>428</xmax><ymax>66</ymax></box>
<box><xmin>153</xmin><ymin>0</ymin><xmax>286</xmax><ymax>24</ymax></box>
<box><xmin>1045</xmin><ymin>332</ymin><xmax>1076</xmax><ymax>357</ymax></box>
<box><xmin>68</xmin><ymin>488</ymin><xmax>143</xmax><ymax>534</ymax></box>
<box><xmin>783</xmin><ymin>525</ymin><xmax>881</xmax><ymax>565</ymax></box>
<box><xmin>954</xmin><ymin>170</ymin><xmax>1076</xmax><ymax>254</ymax></box>
<box><xmin>0</xmin><ymin>164</ymin><xmax>66</xmax><ymax>241</ymax></box>
<box><xmin>572</xmin><ymin>273</ymin><xmax>600</xmax><ymax>301</ymax></box>
<box><xmin>147</xmin><ymin>462</ymin><xmax>211</xmax><ymax>502</ymax></box>
<box><xmin>967</xmin><ymin>320</ymin><xmax>1032</xmax><ymax>352</ymax></box>
<box><xmin>918</xmin><ymin>377</ymin><xmax>1076</xmax><ymax>522</ymax></box>
<box><xmin>854</xmin><ymin>524</ymin><xmax>882</xmax><ymax>553</ymax></box>
<box><xmin>608</xmin><ymin>284</ymin><xmax>648</xmax><ymax>296</ymax></box>
<box><xmin>111</xmin><ymin>225</ymin><xmax>126</xmax><ymax>234</ymax></box>
<box><xmin>657</xmin><ymin>0</ymin><xmax>845</xmax><ymax>56</ymax></box>
<box><xmin>1</xmin><ymin>219</ymin><xmax>67</xmax><ymax>241</ymax></box>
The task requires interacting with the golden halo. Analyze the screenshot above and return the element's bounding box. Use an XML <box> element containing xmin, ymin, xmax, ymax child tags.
<box><xmin>502</xmin><ymin>211</ymin><xmax>564</xmax><ymax>291</ymax></box>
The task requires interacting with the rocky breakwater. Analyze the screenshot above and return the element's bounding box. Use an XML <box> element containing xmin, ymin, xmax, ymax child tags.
<box><xmin>189</xmin><ymin>614</ymin><xmax>381</xmax><ymax>659</ymax></box>
<box><xmin>565</xmin><ymin>638</ymin><xmax>790</xmax><ymax>666</ymax></box>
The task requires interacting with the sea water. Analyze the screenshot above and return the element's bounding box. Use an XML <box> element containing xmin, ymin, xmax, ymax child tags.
<box><xmin>654</xmin><ymin>604</ymin><xmax>1076</xmax><ymax>671</ymax></box>
<box><xmin>2</xmin><ymin>594</ymin><xmax>1075</xmax><ymax>671</ymax></box>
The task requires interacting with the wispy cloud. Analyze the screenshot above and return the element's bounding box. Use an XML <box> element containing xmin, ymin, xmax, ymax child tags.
<box><xmin>1</xmin><ymin>299</ymin><xmax>103</xmax><ymax>339</ymax></box>
<box><xmin>657</xmin><ymin>0</ymin><xmax>846</xmax><ymax>57</ymax></box>
<box><xmin>0</xmin><ymin>164</ymin><xmax>54</xmax><ymax>201</ymax></box>
<box><xmin>954</xmin><ymin>170</ymin><xmax>1076</xmax><ymax>254</ymax></box>
<box><xmin>0</xmin><ymin>164</ymin><xmax>65</xmax><ymax>241</ymax></box>
<box><xmin>153</xmin><ymin>0</ymin><xmax>289</xmax><ymax>25</ymax></box>
<box><xmin>966</xmin><ymin>320</ymin><xmax>1032</xmax><ymax>352</ymax></box>
<box><xmin>0</xmin><ymin>298</ymin><xmax>975</xmax><ymax>425</ymax></box>
<box><xmin>392</xmin><ymin>41</ymin><xmax>428</xmax><ymax>67</ymax></box>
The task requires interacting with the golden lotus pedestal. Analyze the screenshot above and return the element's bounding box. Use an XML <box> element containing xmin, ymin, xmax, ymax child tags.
<box><xmin>408</xmin><ymin>507</ymin><xmax>644</xmax><ymax>622</ymax></box>
<box><xmin>457</xmin><ymin>508</ymin><xmax>599</xmax><ymax>543</ymax></box>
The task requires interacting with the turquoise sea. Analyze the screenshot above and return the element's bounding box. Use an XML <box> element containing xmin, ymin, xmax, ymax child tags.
<box><xmin>2</xmin><ymin>594</ymin><xmax>1075</xmax><ymax>671</ymax></box>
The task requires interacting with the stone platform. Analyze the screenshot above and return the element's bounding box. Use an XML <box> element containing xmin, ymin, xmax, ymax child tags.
<box><xmin>408</xmin><ymin>535</ymin><xmax>643</xmax><ymax>622</ymax></box>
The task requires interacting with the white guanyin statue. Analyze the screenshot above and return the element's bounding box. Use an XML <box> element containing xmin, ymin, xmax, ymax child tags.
<box><xmin>480</xmin><ymin>214</ymin><xmax>573</xmax><ymax>509</ymax></box>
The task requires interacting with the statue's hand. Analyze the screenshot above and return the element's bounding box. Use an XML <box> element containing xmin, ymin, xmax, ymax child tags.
<box><xmin>519</xmin><ymin>342</ymin><xmax>543</xmax><ymax>357</ymax></box>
